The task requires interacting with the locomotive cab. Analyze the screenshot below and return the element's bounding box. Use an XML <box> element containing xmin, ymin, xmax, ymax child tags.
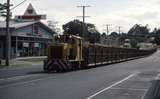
<box><xmin>43</xmin><ymin>34</ymin><xmax>84</xmax><ymax>72</ymax></box>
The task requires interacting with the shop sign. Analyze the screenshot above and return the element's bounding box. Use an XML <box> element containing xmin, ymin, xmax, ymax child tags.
<box><xmin>23</xmin><ymin>43</ymin><xmax>29</xmax><ymax>47</ymax></box>
<box><xmin>34</xmin><ymin>43</ymin><xmax>39</xmax><ymax>47</ymax></box>
<box><xmin>26</xmin><ymin>33</ymin><xmax>42</xmax><ymax>37</ymax></box>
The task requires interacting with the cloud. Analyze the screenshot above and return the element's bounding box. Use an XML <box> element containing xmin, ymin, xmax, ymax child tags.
<box><xmin>91</xmin><ymin>0</ymin><xmax>160</xmax><ymax>33</ymax></box>
<box><xmin>3</xmin><ymin>0</ymin><xmax>160</xmax><ymax>33</ymax></box>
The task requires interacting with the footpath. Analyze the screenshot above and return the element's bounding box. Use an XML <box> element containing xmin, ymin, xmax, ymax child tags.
<box><xmin>0</xmin><ymin>56</ymin><xmax>46</xmax><ymax>69</ymax></box>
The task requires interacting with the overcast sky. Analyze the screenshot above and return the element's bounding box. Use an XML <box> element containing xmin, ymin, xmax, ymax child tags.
<box><xmin>1</xmin><ymin>0</ymin><xmax>160</xmax><ymax>33</ymax></box>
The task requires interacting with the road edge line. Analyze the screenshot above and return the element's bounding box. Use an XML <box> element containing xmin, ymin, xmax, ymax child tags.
<box><xmin>86</xmin><ymin>73</ymin><xmax>136</xmax><ymax>99</ymax></box>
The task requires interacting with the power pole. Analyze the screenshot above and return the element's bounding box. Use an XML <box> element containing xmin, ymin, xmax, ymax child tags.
<box><xmin>6</xmin><ymin>0</ymin><xmax>11</xmax><ymax>66</ymax></box>
<box><xmin>117</xmin><ymin>26</ymin><xmax>122</xmax><ymax>47</ymax></box>
<box><xmin>77</xmin><ymin>5</ymin><xmax>90</xmax><ymax>37</ymax></box>
<box><xmin>104</xmin><ymin>24</ymin><xmax>112</xmax><ymax>35</ymax></box>
<box><xmin>118</xmin><ymin>26</ymin><xmax>122</xmax><ymax>34</ymax></box>
<box><xmin>104</xmin><ymin>24</ymin><xmax>112</xmax><ymax>46</ymax></box>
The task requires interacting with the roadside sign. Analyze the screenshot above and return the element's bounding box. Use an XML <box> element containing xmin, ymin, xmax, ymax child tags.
<box><xmin>23</xmin><ymin>43</ymin><xmax>29</xmax><ymax>47</ymax></box>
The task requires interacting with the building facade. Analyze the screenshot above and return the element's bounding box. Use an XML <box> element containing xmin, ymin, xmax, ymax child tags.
<box><xmin>0</xmin><ymin>4</ymin><xmax>56</xmax><ymax>59</ymax></box>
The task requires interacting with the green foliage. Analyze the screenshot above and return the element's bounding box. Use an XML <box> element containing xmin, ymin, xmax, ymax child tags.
<box><xmin>63</xmin><ymin>20</ymin><xmax>83</xmax><ymax>36</ymax></box>
<box><xmin>128</xmin><ymin>24</ymin><xmax>150</xmax><ymax>36</ymax></box>
<box><xmin>101</xmin><ymin>24</ymin><xmax>160</xmax><ymax>47</ymax></box>
<box><xmin>119</xmin><ymin>33</ymin><xmax>127</xmax><ymax>43</ymax></box>
<box><xmin>107</xmin><ymin>24</ymin><xmax>154</xmax><ymax>48</ymax></box>
<box><xmin>63</xmin><ymin>19</ymin><xmax>101</xmax><ymax>43</ymax></box>
<box><xmin>127</xmin><ymin>24</ymin><xmax>150</xmax><ymax>47</ymax></box>
<box><xmin>109</xmin><ymin>32</ymin><xmax>119</xmax><ymax>39</ymax></box>
<box><xmin>101</xmin><ymin>32</ymin><xmax>107</xmax><ymax>37</ymax></box>
<box><xmin>130</xmin><ymin>39</ymin><xmax>138</xmax><ymax>48</ymax></box>
<box><xmin>150</xmin><ymin>28</ymin><xmax>160</xmax><ymax>45</ymax></box>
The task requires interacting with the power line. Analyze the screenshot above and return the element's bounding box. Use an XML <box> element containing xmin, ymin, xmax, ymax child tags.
<box><xmin>11</xmin><ymin>0</ymin><xmax>27</xmax><ymax>10</ymax></box>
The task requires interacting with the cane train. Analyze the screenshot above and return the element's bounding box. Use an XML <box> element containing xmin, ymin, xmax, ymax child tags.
<box><xmin>43</xmin><ymin>34</ymin><xmax>156</xmax><ymax>72</ymax></box>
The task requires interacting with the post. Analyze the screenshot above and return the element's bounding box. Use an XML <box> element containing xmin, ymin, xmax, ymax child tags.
<box><xmin>82</xmin><ymin>6</ymin><xmax>85</xmax><ymax>37</ymax></box>
<box><xmin>15</xmin><ymin>36</ymin><xmax>18</xmax><ymax>58</ymax></box>
<box><xmin>83</xmin><ymin>6</ymin><xmax>85</xmax><ymax>24</ymax></box>
<box><xmin>118</xmin><ymin>26</ymin><xmax>122</xmax><ymax>47</ymax></box>
<box><xmin>77</xmin><ymin>5</ymin><xmax>90</xmax><ymax>38</ymax></box>
<box><xmin>104</xmin><ymin>24</ymin><xmax>112</xmax><ymax>46</ymax></box>
<box><xmin>118</xmin><ymin>26</ymin><xmax>121</xmax><ymax>34</ymax></box>
<box><xmin>5</xmin><ymin>0</ymin><xmax>11</xmax><ymax>66</ymax></box>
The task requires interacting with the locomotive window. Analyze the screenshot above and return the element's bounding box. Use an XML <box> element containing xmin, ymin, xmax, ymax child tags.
<box><xmin>71</xmin><ymin>38</ymin><xmax>75</xmax><ymax>44</ymax></box>
<box><xmin>69</xmin><ymin>48</ymin><xmax>76</xmax><ymax>60</ymax></box>
<box><xmin>79</xmin><ymin>40</ymin><xmax>81</xmax><ymax>46</ymax></box>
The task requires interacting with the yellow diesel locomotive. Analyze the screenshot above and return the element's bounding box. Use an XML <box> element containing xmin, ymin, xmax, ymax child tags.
<box><xmin>43</xmin><ymin>34</ymin><xmax>85</xmax><ymax>72</ymax></box>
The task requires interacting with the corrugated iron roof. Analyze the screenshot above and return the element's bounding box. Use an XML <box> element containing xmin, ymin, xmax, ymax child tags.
<box><xmin>0</xmin><ymin>20</ymin><xmax>57</xmax><ymax>35</ymax></box>
<box><xmin>0</xmin><ymin>21</ymin><xmax>36</xmax><ymax>29</ymax></box>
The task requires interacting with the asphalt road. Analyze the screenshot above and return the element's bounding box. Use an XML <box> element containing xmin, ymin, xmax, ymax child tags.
<box><xmin>0</xmin><ymin>50</ymin><xmax>160</xmax><ymax>99</ymax></box>
<box><xmin>0</xmin><ymin>65</ymin><xmax>44</xmax><ymax>79</ymax></box>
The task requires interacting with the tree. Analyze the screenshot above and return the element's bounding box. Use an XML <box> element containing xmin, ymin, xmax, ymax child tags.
<box><xmin>127</xmin><ymin>24</ymin><xmax>150</xmax><ymax>47</ymax></box>
<box><xmin>150</xmin><ymin>28</ymin><xmax>160</xmax><ymax>45</ymax></box>
<box><xmin>101</xmin><ymin>32</ymin><xmax>107</xmax><ymax>37</ymax></box>
<box><xmin>63</xmin><ymin>19</ymin><xmax>101</xmax><ymax>43</ymax></box>
<box><xmin>119</xmin><ymin>33</ymin><xmax>128</xmax><ymax>44</ymax></box>
<box><xmin>109</xmin><ymin>32</ymin><xmax>119</xmax><ymax>39</ymax></box>
<box><xmin>128</xmin><ymin>24</ymin><xmax>150</xmax><ymax>42</ymax></box>
<box><xmin>63</xmin><ymin>20</ymin><xmax>83</xmax><ymax>36</ymax></box>
<box><xmin>128</xmin><ymin>24</ymin><xmax>150</xmax><ymax>37</ymax></box>
<box><xmin>47</xmin><ymin>20</ymin><xmax>61</xmax><ymax>34</ymax></box>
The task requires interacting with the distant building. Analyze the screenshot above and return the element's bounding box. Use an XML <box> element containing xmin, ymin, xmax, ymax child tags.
<box><xmin>100</xmin><ymin>34</ymin><xmax>118</xmax><ymax>47</ymax></box>
<box><xmin>123</xmin><ymin>39</ymin><xmax>131</xmax><ymax>48</ymax></box>
<box><xmin>0</xmin><ymin>4</ymin><xmax>56</xmax><ymax>59</ymax></box>
<box><xmin>137</xmin><ymin>43</ymin><xmax>156</xmax><ymax>50</ymax></box>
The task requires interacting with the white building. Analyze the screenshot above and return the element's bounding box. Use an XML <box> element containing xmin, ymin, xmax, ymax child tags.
<box><xmin>0</xmin><ymin>4</ymin><xmax>56</xmax><ymax>59</ymax></box>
